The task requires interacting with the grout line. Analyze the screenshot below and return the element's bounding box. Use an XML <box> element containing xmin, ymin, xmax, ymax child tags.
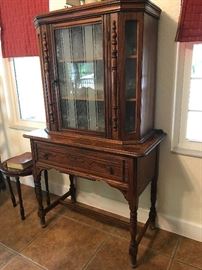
<box><xmin>165</xmin><ymin>235</ymin><xmax>181</xmax><ymax>270</ymax></box>
<box><xmin>167</xmin><ymin>258</ymin><xmax>174</xmax><ymax>270</ymax></box>
<box><xmin>169</xmin><ymin>237</ymin><xmax>202</xmax><ymax>270</ymax></box>
<box><xmin>174</xmin><ymin>259</ymin><xmax>202</xmax><ymax>270</ymax></box>
<box><xmin>82</xmin><ymin>237</ymin><xmax>109</xmax><ymax>270</ymax></box>
<box><xmin>0</xmin><ymin>256</ymin><xmax>47</xmax><ymax>270</ymax></box>
<box><xmin>0</xmin><ymin>259</ymin><xmax>17</xmax><ymax>270</ymax></box>
<box><xmin>171</xmin><ymin>236</ymin><xmax>181</xmax><ymax>259</ymax></box>
<box><xmin>0</xmin><ymin>246</ymin><xmax>17</xmax><ymax>270</ymax></box>
<box><xmin>19</xmin><ymin>207</ymin><xmax>65</xmax><ymax>253</ymax></box>
<box><xmin>0</xmin><ymin>242</ymin><xmax>47</xmax><ymax>270</ymax></box>
<box><xmin>0</xmin><ymin>242</ymin><xmax>19</xmax><ymax>256</ymax></box>
<box><xmin>16</xmin><ymin>254</ymin><xmax>48</xmax><ymax>270</ymax></box>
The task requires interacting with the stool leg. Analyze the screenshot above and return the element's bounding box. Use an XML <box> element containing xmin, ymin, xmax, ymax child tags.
<box><xmin>15</xmin><ymin>177</ymin><xmax>25</xmax><ymax>220</ymax></box>
<box><xmin>6</xmin><ymin>176</ymin><xmax>17</xmax><ymax>207</ymax></box>
<box><xmin>70</xmin><ymin>175</ymin><xmax>76</xmax><ymax>203</ymax></box>
<box><xmin>44</xmin><ymin>170</ymin><xmax>50</xmax><ymax>206</ymax></box>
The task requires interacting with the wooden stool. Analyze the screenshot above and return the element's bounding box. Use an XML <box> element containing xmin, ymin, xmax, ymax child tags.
<box><xmin>0</xmin><ymin>171</ymin><xmax>6</xmax><ymax>191</ymax></box>
<box><xmin>0</xmin><ymin>160</ymin><xmax>50</xmax><ymax>220</ymax></box>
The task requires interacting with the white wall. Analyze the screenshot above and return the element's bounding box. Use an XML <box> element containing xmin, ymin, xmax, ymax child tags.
<box><xmin>153</xmin><ymin>0</ymin><xmax>202</xmax><ymax>240</ymax></box>
<box><xmin>0</xmin><ymin>0</ymin><xmax>201</xmax><ymax>241</ymax></box>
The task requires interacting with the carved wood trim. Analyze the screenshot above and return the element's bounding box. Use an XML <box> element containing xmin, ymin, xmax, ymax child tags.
<box><xmin>111</xmin><ymin>20</ymin><xmax>119</xmax><ymax>134</ymax></box>
<box><xmin>42</xmin><ymin>30</ymin><xmax>55</xmax><ymax>124</ymax></box>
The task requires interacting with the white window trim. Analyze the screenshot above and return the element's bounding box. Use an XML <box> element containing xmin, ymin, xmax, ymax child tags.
<box><xmin>172</xmin><ymin>43</ymin><xmax>202</xmax><ymax>158</ymax></box>
<box><xmin>1</xmin><ymin>58</ymin><xmax>45</xmax><ymax>131</ymax></box>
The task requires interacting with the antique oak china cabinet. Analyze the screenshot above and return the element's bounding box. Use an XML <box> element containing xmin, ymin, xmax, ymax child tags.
<box><xmin>24</xmin><ymin>0</ymin><xmax>166</xmax><ymax>267</ymax></box>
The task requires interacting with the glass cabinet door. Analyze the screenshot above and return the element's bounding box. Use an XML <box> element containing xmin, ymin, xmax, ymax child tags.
<box><xmin>124</xmin><ymin>20</ymin><xmax>137</xmax><ymax>133</ymax></box>
<box><xmin>55</xmin><ymin>22</ymin><xmax>104</xmax><ymax>132</ymax></box>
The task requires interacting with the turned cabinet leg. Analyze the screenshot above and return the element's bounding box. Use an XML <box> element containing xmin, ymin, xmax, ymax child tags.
<box><xmin>149</xmin><ymin>147</ymin><xmax>159</xmax><ymax>230</ymax></box>
<box><xmin>129</xmin><ymin>205</ymin><xmax>138</xmax><ymax>268</ymax></box>
<box><xmin>34</xmin><ymin>178</ymin><xmax>46</xmax><ymax>227</ymax></box>
<box><xmin>15</xmin><ymin>177</ymin><xmax>25</xmax><ymax>220</ymax></box>
<box><xmin>149</xmin><ymin>175</ymin><xmax>157</xmax><ymax>229</ymax></box>
<box><xmin>69</xmin><ymin>174</ymin><xmax>76</xmax><ymax>203</ymax></box>
<box><xmin>44</xmin><ymin>170</ymin><xmax>50</xmax><ymax>206</ymax></box>
<box><xmin>6</xmin><ymin>176</ymin><xmax>17</xmax><ymax>207</ymax></box>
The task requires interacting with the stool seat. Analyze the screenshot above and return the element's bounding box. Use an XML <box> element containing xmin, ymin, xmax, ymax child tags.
<box><xmin>0</xmin><ymin>161</ymin><xmax>32</xmax><ymax>177</ymax></box>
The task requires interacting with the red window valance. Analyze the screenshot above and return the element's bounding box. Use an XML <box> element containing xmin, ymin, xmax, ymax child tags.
<box><xmin>176</xmin><ymin>0</ymin><xmax>202</xmax><ymax>42</ymax></box>
<box><xmin>0</xmin><ymin>0</ymin><xmax>49</xmax><ymax>58</ymax></box>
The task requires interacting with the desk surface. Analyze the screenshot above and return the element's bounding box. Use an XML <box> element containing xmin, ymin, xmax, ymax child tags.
<box><xmin>24</xmin><ymin>129</ymin><xmax>166</xmax><ymax>158</ymax></box>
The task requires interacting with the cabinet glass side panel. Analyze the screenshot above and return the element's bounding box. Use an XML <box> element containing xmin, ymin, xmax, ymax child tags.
<box><xmin>55</xmin><ymin>23</ymin><xmax>104</xmax><ymax>132</ymax></box>
<box><xmin>124</xmin><ymin>20</ymin><xmax>137</xmax><ymax>133</ymax></box>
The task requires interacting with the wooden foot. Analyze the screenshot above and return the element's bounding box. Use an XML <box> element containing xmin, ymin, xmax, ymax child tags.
<box><xmin>129</xmin><ymin>243</ymin><xmax>138</xmax><ymax>268</ymax></box>
<box><xmin>149</xmin><ymin>205</ymin><xmax>157</xmax><ymax>230</ymax></box>
<box><xmin>150</xmin><ymin>221</ymin><xmax>157</xmax><ymax>230</ymax></box>
<box><xmin>40</xmin><ymin>215</ymin><xmax>46</xmax><ymax>228</ymax></box>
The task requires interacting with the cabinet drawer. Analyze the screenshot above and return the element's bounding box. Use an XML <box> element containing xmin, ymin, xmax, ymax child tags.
<box><xmin>36</xmin><ymin>142</ymin><xmax>129</xmax><ymax>182</ymax></box>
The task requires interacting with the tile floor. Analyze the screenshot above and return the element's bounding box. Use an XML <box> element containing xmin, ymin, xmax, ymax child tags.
<box><xmin>0</xmin><ymin>183</ymin><xmax>202</xmax><ymax>270</ymax></box>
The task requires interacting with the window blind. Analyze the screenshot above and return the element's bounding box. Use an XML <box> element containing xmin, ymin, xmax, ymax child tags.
<box><xmin>176</xmin><ymin>0</ymin><xmax>202</xmax><ymax>42</ymax></box>
<box><xmin>0</xmin><ymin>0</ymin><xmax>49</xmax><ymax>58</ymax></box>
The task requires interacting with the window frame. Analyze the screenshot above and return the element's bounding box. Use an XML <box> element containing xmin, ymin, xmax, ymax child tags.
<box><xmin>1</xmin><ymin>57</ymin><xmax>46</xmax><ymax>131</ymax></box>
<box><xmin>172</xmin><ymin>42</ymin><xmax>202</xmax><ymax>158</ymax></box>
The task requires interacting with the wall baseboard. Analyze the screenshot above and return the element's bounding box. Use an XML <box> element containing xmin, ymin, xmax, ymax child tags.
<box><xmin>21</xmin><ymin>177</ymin><xmax>202</xmax><ymax>242</ymax></box>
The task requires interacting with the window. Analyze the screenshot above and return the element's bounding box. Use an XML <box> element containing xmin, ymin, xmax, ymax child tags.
<box><xmin>2</xmin><ymin>56</ymin><xmax>46</xmax><ymax>130</ymax></box>
<box><xmin>172</xmin><ymin>43</ymin><xmax>202</xmax><ymax>157</ymax></box>
<box><xmin>13</xmin><ymin>57</ymin><xmax>45</xmax><ymax>123</ymax></box>
<box><xmin>186</xmin><ymin>44</ymin><xmax>202</xmax><ymax>142</ymax></box>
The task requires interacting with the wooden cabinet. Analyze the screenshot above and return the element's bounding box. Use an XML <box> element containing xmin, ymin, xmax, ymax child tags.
<box><xmin>24</xmin><ymin>0</ymin><xmax>166</xmax><ymax>267</ymax></box>
<box><xmin>36</xmin><ymin>0</ymin><xmax>160</xmax><ymax>143</ymax></box>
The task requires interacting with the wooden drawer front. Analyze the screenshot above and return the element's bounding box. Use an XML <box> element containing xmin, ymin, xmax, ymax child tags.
<box><xmin>36</xmin><ymin>143</ymin><xmax>128</xmax><ymax>182</ymax></box>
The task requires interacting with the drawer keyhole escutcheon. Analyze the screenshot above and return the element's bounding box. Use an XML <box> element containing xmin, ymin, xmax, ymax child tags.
<box><xmin>107</xmin><ymin>165</ymin><xmax>114</xmax><ymax>175</ymax></box>
<box><xmin>43</xmin><ymin>153</ymin><xmax>49</xmax><ymax>160</ymax></box>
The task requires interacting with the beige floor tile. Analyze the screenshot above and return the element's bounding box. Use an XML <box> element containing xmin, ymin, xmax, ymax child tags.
<box><xmin>140</xmin><ymin>227</ymin><xmax>180</xmax><ymax>257</ymax></box>
<box><xmin>175</xmin><ymin>237</ymin><xmax>202</xmax><ymax>269</ymax></box>
<box><xmin>52</xmin><ymin>204</ymin><xmax>130</xmax><ymax>239</ymax></box>
<box><xmin>54</xmin><ymin>205</ymin><xmax>179</xmax><ymax>257</ymax></box>
<box><xmin>85</xmin><ymin>236</ymin><xmax>171</xmax><ymax>270</ymax></box>
<box><xmin>0</xmin><ymin>244</ymin><xmax>15</xmax><ymax>268</ymax></box>
<box><xmin>2</xmin><ymin>256</ymin><xmax>44</xmax><ymax>270</ymax></box>
<box><xmin>0</xmin><ymin>198</ymin><xmax>45</xmax><ymax>252</ymax></box>
<box><xmin>2</xmin><ymin>184</ymin><xmax>197</xmax><ymax>270</ymax></box>
<box><xmin>170</xmin><ymin>260</ymin><xmax>201</xmax><ymax>270</ymax></box>
<box><xmin>22</xmin><ymin>216</ymin><xmax>108</xmax><ymax>270</ymax></box>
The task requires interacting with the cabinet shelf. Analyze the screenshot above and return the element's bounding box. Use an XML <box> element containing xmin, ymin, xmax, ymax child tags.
<box><xmin>126</xmin><ymin>98</ymin><xmax>136</xmax><ymax>101</ymax></box>
<box><xmin>61</xmin><ymin>97</ymin><xmax>104</xmax><ymax>102</ymax></box>
<box><xmin>58</xmin><ymin>58</ymin><xmax>103</xmax><ymax>63</ymax></box>
<box><xmin>126</xmin><ymin>54</ymin><xmax>137</xmax><ymax>59</ymax></box>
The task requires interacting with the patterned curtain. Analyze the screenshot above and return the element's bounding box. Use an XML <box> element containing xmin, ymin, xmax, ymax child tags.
<box><xmin>0</xmin><ymin>0</ymin><xmax>49</xmax><ymax>57</ymax></box>
<box><xmin>176</xmin><ymin>0</ymin><xmax>202</xmax><ymax>42</ymax></box>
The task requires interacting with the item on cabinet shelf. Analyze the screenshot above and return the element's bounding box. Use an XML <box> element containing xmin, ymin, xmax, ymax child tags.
<box><xmin>65</xmin><ymin>0</ymin><xmax>80</xmax><ymax>7</ymax></box>
<box><xmin>6</xmin><ymin>152</ymin><xmax>32</xmax><ymax>170</ymax></box>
